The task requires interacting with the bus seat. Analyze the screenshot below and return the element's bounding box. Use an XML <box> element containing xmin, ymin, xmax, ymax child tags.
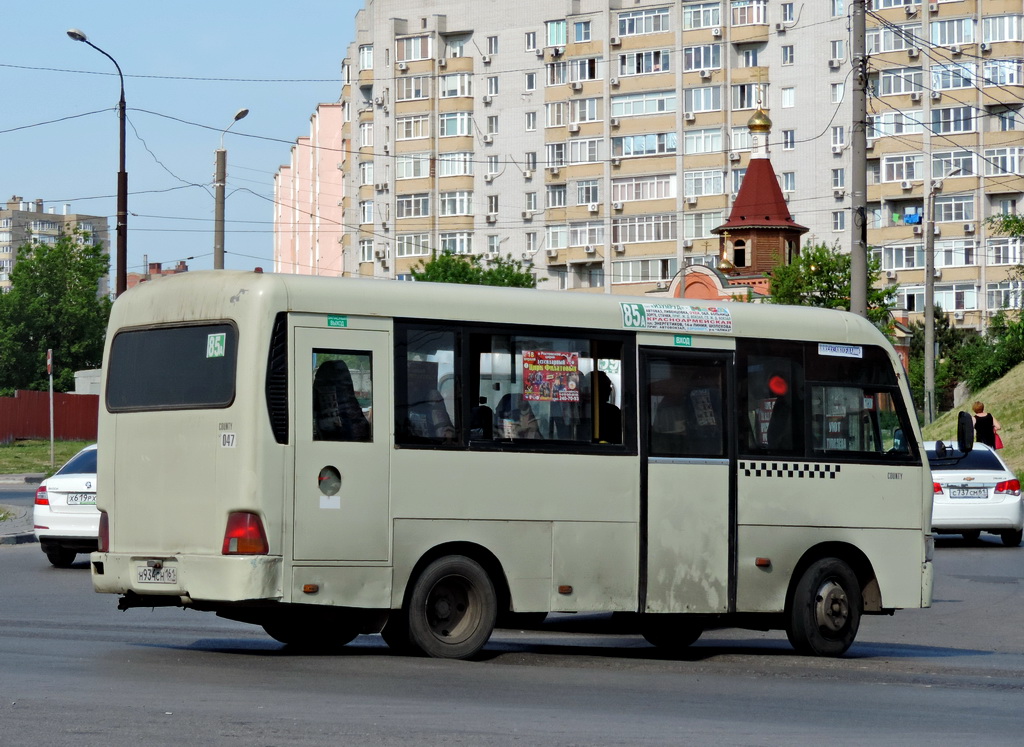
<box><xmin>313</xmin><ymin>360</ymin><xmax>371</xmax><ymax>441</ymax></box>
<box><xmin>494</xmin><ymin>394</ymin><xmax>541</xmax><ymax>439</ymax></box>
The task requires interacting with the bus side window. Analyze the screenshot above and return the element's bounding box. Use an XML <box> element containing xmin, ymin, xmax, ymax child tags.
<box><xmin>313</xmin><ymin>354</ymin><xmax>372</xmax><ymax>442</ymax></box>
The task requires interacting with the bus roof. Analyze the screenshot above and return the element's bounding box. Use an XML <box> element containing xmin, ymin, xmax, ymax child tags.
<box><xmin>109</xmin><ymin>270</ymin><xmax>888</xmax><ymax>348</ymax></box>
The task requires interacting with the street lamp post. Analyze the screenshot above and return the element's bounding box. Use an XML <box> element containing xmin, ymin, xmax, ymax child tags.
<box><xmin>67</xmin><ymin>29</ymin><xmax>127</xmax><ymax>297</ymax></box>
<box><xmin>214</xmin><ymin>108</ymin><xmax>249</xmax><ymax>270</ymax></box>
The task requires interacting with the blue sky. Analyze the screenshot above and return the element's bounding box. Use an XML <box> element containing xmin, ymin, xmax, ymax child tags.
<box><xmin>2</xmin><ymin>1</ymin><xmax>354</xmax><ymax>274</ymax></box>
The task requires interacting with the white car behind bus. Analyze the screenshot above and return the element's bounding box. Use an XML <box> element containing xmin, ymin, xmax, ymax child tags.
<box><xmin>34</xmin><ymin>444</ymin><xmax>99</xmax><ymax>566</ymax></box>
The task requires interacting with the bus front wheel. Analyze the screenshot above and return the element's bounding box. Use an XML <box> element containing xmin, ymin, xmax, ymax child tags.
<box><xmin>407</xmin><ymin>555</ymin><xmax>497</xmax><ymax>659</ymax></box>
<box><xmin>786</xmin><ymin>558</ymin><xmax>862</xmax><ymax>657</ymax></box>
<box><xmin>262</xmin><ymin>617</ymin><xmax>359</xmax><ymax>651</ymax></box>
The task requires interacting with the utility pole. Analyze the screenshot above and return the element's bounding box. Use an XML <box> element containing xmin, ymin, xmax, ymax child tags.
<box><xmin>214</xmin><ymin>109</ymin><xmax>249</xmax><ymax>270</ymax></box>
<box><xmin>849</xmin><ymin>0</ymin><xmax>868</xmax><ymax>318</ymax></box>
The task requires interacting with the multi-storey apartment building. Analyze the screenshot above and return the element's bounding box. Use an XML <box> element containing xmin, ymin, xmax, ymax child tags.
<box><xmin>0</xmin><ymin>196</ymin><xmax>110</xmax><ymax>294</ymax></box>
<box><xmin>273</xmin><ymin>0</ymin><xmax>1023</xmax><ymax>328</ymax></box>
<box><xmin>866</xmin><ymin>0</ymin><xmax>1023</xmax><ymax>329</ymax></box>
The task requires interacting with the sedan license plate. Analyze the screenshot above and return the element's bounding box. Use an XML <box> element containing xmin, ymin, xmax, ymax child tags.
<box><xmin>136</xmin><ymin>565</ymin><xmax>177</xmax><ymax>584</ymax></box>
<box><xmin>949</xmin><ymin>487</ymin><xmax>988</xmax><ymax>499</ymax></box>
<box><xmin>66</xmin><ymin>493</ymin><xmax>96</xmax><ymax>505</ymax></box>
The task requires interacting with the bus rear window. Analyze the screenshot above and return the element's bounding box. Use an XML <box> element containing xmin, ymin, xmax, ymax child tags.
<box><xmin>106</xmin><ymin>324</ymin><xmax>237</xmax><ymax>411</ymax></box>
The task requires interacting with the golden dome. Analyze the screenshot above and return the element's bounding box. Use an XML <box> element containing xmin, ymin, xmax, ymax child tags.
<box><xmin>747</xmin><ymin>107</ymin><xmax>772</xmax><ymax>133</ymax></box>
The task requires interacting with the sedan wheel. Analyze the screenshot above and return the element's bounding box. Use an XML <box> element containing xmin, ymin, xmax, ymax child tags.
<box><xmin>1000</xmin><ymin>529</ymin><xmax>1023</xmax><ymax>548</ymax></box>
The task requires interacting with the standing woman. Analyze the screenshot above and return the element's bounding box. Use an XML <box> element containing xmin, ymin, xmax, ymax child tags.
<box><xmin>972</xmin><ymin>401</ymin><xmax>1002</xmax><ymax>448</ymax></box>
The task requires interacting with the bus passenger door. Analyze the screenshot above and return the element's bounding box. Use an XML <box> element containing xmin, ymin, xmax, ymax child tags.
<box><xmin>292</xmin><ymin>327</ymin><xmax>390</xmax><ymax>562</ymax></box>
<box><xmin>641</xmin><ymin>349</ymin><xmax>733</xmax><ymax>614</ymax></box>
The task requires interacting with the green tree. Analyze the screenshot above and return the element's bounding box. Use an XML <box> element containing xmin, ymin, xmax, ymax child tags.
<box><xmin>766</xmin><ymin>242</ymin><xmax>897</xmax><ymax>329</ymax></box>
<box><xmin>0</xmin><ymin>230</ymin><xmax>112</xmax><ymax>394</ymax></box>
<box><xmin>410</xmin><ymin>250</ymin><xmax>537</xmax><ymax>288</ymax></box>
<box><xmin>906</xmin><ymin>306</ymin><xmax>989</xmax><ymax>412</ymax></box>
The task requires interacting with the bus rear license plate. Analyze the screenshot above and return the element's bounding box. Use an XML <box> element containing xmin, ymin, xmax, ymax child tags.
<box><xmin>949</xmin><ymin>487</ymin><xmax>987</xmax><ymax>499</ymax></box>
<box><xmin>136</xmin><ymin>565</ymin><xmax>177</xmax><ymax>584</ymax></box>
<box><xmin>66</xmin><ymin>493</ymin><xmax>96</xmax><ymax>505</ymax></box>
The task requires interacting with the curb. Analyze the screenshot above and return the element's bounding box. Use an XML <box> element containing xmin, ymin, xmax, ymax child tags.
<box><xmin>0</xmin><ymin>474</ymin><xmax>45</xmax><ymax>485</ymax></box>
<box><xmin>0</xmin><ymin>503</ymin><xmax>37</xmax><ymax>546</ymax></box>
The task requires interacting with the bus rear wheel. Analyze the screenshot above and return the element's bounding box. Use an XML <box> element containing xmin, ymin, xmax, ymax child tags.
<box><xmin>640</xmin><ymin>615</ymin><xmax>703</xmax><ymax>653</ymax></box>
<box><xmin>407</xmin><ymin>555</ymin><xmax>496</xmax><ymax>659</ymax></box>
<box><xmin>786</xmin><ymin>558</ymin><xmax>862</xmax><ymax>657</ymax></box>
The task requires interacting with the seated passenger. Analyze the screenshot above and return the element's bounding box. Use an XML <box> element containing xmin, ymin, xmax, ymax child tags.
<box><xmin>313</xmin><ymin>360</ymin><xmax>371</xmax><ymax>441</ymax></box>
<box><xmin>494</xmin><ymin>394</ymin><xmax>541</xmax><ymax>439</ymax></box>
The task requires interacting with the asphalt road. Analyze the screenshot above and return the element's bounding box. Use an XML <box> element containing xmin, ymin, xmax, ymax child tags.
<box><xmin>1</xmin><ymin>536</ymin><xmax>1022</xmax><ymax>745</ymax></box>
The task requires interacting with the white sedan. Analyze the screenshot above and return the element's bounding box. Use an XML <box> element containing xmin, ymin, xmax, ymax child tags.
<box><xmin>927</xmin><ymin>441</ymin><xmax>1022</xmax><ymax>547</ymax></box>
<box><xmin>33</xmin><ymin>444</ymin><xmax>98</xmax><ymax>566</ymax></box>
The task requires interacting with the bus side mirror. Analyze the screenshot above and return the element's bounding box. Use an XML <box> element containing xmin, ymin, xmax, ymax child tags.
<box><xmin>956</xmin><ymin>411</ymin><xmax>974</xmax><ymax>454</ymax></box>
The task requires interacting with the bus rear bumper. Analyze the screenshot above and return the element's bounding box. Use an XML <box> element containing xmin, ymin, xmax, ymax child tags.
<box><xmin>90</xmin><ymin>551</ymin><xmax>283</xmax><ymax>604</ymax></box>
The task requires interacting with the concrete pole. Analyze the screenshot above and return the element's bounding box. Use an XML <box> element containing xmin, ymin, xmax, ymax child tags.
<box><xmin>924</xmin><ymin>185</ymin><xmax>937</xmax><ymax>424</ymax></box>
<box><xmin>214</xmin><ymin>148</ymin><xmax>227</xmax><ymax>270</ymax></box>
<box><xmin>849</xmin><ymin>0</ymin><xmax>868</xmax><ymax>318</ymax></box>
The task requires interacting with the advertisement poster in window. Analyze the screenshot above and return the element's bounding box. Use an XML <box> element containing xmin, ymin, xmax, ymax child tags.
<box><xmin>522</xmin><ymin>351</ymin><xmax>580</xmax><ymax>402</ymax></box>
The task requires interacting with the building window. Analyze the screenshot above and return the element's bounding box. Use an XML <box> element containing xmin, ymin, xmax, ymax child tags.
<box><xmin>782</xmin><ymin>46</ymin><xmax>794</xmax><ymax>65</ymax></box>
<box><xmin>439</xmin><ymin>111</ymin><xmax>473</xmax><ymax>137</ymax></box>
<box><xmin>486</xmin><ymin>115</ymin><xmax>499</xmax><ymax>135</ymax></box>
<box><xmin>396</xmin><ymin>35</ymin><xmax>431</xmax><ymax>62</ymax></box>
<box><xmin>546</xmin><ymin>102</ymin><xmax>567</xmax><ymax>127</ymax></box>
<box><xmin>831</xmin><ymin>39</ymin><xmax>845</xmax><ymax>60</ymax></box>
<box><xmin>781</xmin><ymin>87</ymin><xmax>795</xmax><ymax>108</ymax></box>
<box><xmin>934</xmin><ymin>195</ymin><xmax>974</xmax><ymax>223</ymax></box>
<box><xmin>525</xmin><ymin>72</ymin><xmax>537</xmax><ymax>91</ymax></box>
<box><xmin>577</xmin><ymin>180</ymin><xmax>600</xmax><ymax>205</ymax></box>
<box><xmin>611</xmin><ymin>90</ymin><xmax>677</xmax><ymax>116</ymax></box>
<box><xmin>574</xmin><ymin>21</ymin><xmax>591</xmax><ymax>43</ymax></box>
<box><xmin>831</xmin><ymin>0</ymin><xmax>844</xmax><ymax>18</ymax></box>
<box><xmin>359</xmin><ymin>239</ymin><xmax>373</xmax><ymax>263</ymax></box>
<box><xmin>831</xmin><ymin>126</ymin><xmax>846</xmax><ymax>146</ymax></box>
<box><xmin>732</xmin><ymin>1</ymin><xmax>768</xmax><ymax>27</ymax></box>
<box><xmin>525</xmin><ymin>192</ymin><xmax>538</xmax><ymax>212</ymax></box>
<box><xmin>832</xmin><ymin>211</ymin><xmax>846</xmax><ymax>231</ymax></box>
<box><xmin>487</xmin><ymin>35</ymin><xmax>499</xmax><ymax>55</ymax></box>
<box><xmin>486</xmin><ymin>155</ymin><xmax>499</xmax><ymax>175</ymax></box>
<box><xmin>832</xmin><ymin>168</ymin><xmax>846</xmax><ymax>189</ymax></box>
<box><xmin>933</xmin><ymin>106</ymin><xmax>975</xmax><ymax>135</ymax></box>
<box><xmin>570</xmin><ymin>98</ymin><xmax>601</xmax><ymax>123</ymax></box>
<box><xmin>611</xmin><ymin>214</ymin><xmax>677</xmax><ymax>243</ymax></box>
<box><xmin>546</xmin><ymin>20</ymin><xmax>567</xmax><ymax>47</ymax></box>
<box><xmin>683</xmin><ymin>86</ymin><xmax>722</xmax><ymax>113</ymax></box>
<box><xmin>933</xmin><ymin>150</ymin><xmax>976</xmax><ymax>178</ymax></box>
<box><xmin>396</xmin><ymin>153</ymin><xmax>430</xmax><ymax>180</ymax></box>
<box><xmin>359</xmin><ymin>122</ymin><xmax>374</xmax><ymax>148</ymax></box>
<box><xmin>618</xmin><ymin>7</ymin><xmax>671</xmax><ymax>36</ymax></box>
<box><xmin>684</xmin><ymin>128</ymin><xmax>723</xmax><ymax>155</ymax></box>
<box><xmin>620</xmin><ymin>49</ymin><xmax>672</xmax><ymax>76</ymax></box>
<box><xmin>440</xmin><ymin>232</ymin><xmax>473</xmax><ymax>254</ymax></box>
<box><xmin>525</xmin><ymin>31</ymin><xmax>537</xmax><ymax>51</ymax></box>
<box><xmin>983</xmin><ymin>15</ymin><xmax>1024</xmax><ymax>43</ymax></box>
<box><xmin>358</xmin><ymin>45</ymin><xmax>373</xmax><ymax>70</ymax></box>
<box><xmin>487</xmin><ymin>195</ymin><xmax>499</xmax><ymax>216</ymax></box>
<box><xmin>782</xmin><ymin>3</ymin><xmax>795</xmax><ymax>22</ymax></box>
<box><xmin>396</xmin><ymin>115</ymin><xmax>430</xmax><ymax>140</ymax></box>
<box><xmin>612</xmin><ymin>174</ymin><xmax>677</xmax><ymax>202</ymax></box>
<box><xmin>830</xmin><ymin>83</ymin><xmax>845</xmax><ymax>104</ymax></box>
<box><xmin>733</xmin><ymin>83</ymin><xmax>767</xmax><ymax>111</ymax></box>
<box><xmin>486</xmin><ymin>76</ymin><xmax>499</xmax><ymax>96</ymax></box>
<box><xmin>684</xmin><ymin>169</ymin><xmax>725</xmax><ymax>197</ymax></box>
<box><xmin>682</xmin><ymin>211</ymin><xmax>724</xmax><ymax>239</ymax></box>
<box><xmin>359</xmin><ymin>161</ymin><xmax>374</xmax><ymax>185</ymax></box>
<box><xmin>682</xmin><ymin>45</ymin><xmax>720</xmax><ymax>72</ymax></box>
<box><xmin>612</xmin><ymin>133</ymin><xmax>677</xmax><ymax>158</ymax></box>
<box><xmin>569</xmin><ymin>58</ymin><xmax>601</xmax><ymax>82</ymax></box>
<box><xmin>359</xmin><ymin>200</ymin><xmax>374</xmax><ymax>224</ymax></box>
<box><xmin>781</xmin><ymin>172</ymin><xmax>795</xmax><ymax>192</ymax></box>
<box><xmin>569</xmin><ymin>220</ymin><xmax>604</xmax><ymax>247</ymax></box>
<box><xmin>439</xmin><ymin>73</ymin><xmax>472</xmax><ymax>98</ymax></box>
<box><xmin>985</xmin><ymin>147</ymin><xmax>1024</xmax><ymax>176</ymax></box>
<box><xmin>931</xmin><ymin>18</ymin><xmax>975</xmax><ymax>47</ymax></box>
<box><xmin>545</xmin><ymin>142</ymin><xmax>566</xmax><ymax>168</ymax></box>
<box><xmin>439</xmin><ymin>191</ymin><xmax>473</xmax><ymax>216</ymax></box>
<box><xmin>883</xmin><ymin>154</ymin><xmax>924</xmax><ymax>182</ymax></box>
<box><xmin>612</xmin><ymin>257</ymin><xmax>678</xmax><ymax>284</ymax></box>
<box><xmin>396</xmin><ymin>75</ymin><xmax>430</xmax><ymax>101</ymax></box>
<box><xmin>396</xmin><ymin>194</ymin><xmax>430</xmax><ymax>219</ymax></box>
<box><xmin>438</xmin><ymin>152</ymin><xmax>473</xmax><ymax>177</ymax></box>
<box><xmin>683</xmin><ymin>3</ymin><xmax>721</xmax><ymax>29</ymax></box>
<box><xmin>396</xmin><ymin>234</ymin><xmax>430</xmax><ymax>258</ymax></box>
<box><xmin>526</xmin><ymin>111</ymin><xmax>537</xmax><ymax>131</ymax></box>
<box><xmin>525</xmin><ymin>151</ymin><xmax>538</xmax><ymax>170</ymax></box>
<box><xmin>782</xmin><ymin>130</ymin><xmax>796</xmax><ymax>150</ymax></box>
<box><xmin>546</xmin><ymin>185</ymin><xmax>567</xmax><ymax>208</ymax></box>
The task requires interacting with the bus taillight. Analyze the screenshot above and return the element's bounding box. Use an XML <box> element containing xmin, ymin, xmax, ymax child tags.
<box><xmin>222</xmin><ymin>512</ymin><xmax>269</xmax><ymax>555</ymax></box>
<box><xmin>98</xmin><ymin>511</ymin><xmax>109</xmax><ymax>552</ymax></box>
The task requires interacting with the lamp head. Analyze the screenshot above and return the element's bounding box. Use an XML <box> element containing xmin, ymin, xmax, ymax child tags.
<box><xmin>233</xmin><ymin>108</ymin><xmax>249</xmax><ymax>122</ymax></box>
<box><xmin>67</xmin><ymin>29</ymin><xmax>88</xmax><ymax>43</ymax></box>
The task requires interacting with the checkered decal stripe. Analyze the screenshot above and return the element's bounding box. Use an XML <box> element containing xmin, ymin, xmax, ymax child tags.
<box><xmin>739</xmin><ymin>462</ymin><xmax>841</xmax><ymax>479</ymax></box>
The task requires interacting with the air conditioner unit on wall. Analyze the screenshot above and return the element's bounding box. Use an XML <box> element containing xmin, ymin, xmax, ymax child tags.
<box><xmin>729</xmin><ymin>151</ymin><xmax>741</xmax><ymax>162</ymax></box>
<box><xmin>908</xmin><ymin>48</ymin><xmax>920</xmax><ymax>59</ymax></box>
<box><xmin>828</xmin><ymin>59</ymin><xmax>841</xmax><ymax>70</ymax></box>
<box><xmin>901</xmin><ymin>180</ymin><xmax>913</xmax><ymax>190</ymax></box>
<box><xmin>910</xmin><ymin>91</ymin><xmax>922</xmax><ymax>102</ymax></box>
<box><xmin>712</xmin><ymin>27</ymin><xmax>722</xmax><ymax>38</ymax></box>
<box><xmin>980</xmin><ymin>42</ymin><xmax>992</xmax><ymax>52</ymax></box>
<box><xmin>964</xmin><ymin>222</ymin><xmax>975</xmax><ymax>233</ymax></box>
<box><xmin>686</xmin><ymin>196</ymin><xmax>698</xmax><ymax>205</ymax></box>
<box><xmin>954</xmin><ymin>310</ymin><xmax>965</xmax><ymax>321</ymax></box>
<box><xmin>588</xmin><ymin>203</ymin><xmax>599</xmax><ymax>213</ymax></box>
<box><xmin>397</xmin><ymin>62</ymin><xmax>408</xmax><ymax>71</ymax></box>
<box><xmin>699</xmin><ymin>69</ymin><xmax>712</xmax><ymax>79</ymax></box>
<box><xmin>832</xmin><ymin>145</ymin><xmax>844</xmax><ymax>154</ymax></box>
<box><xmin>913</xmin><ymin>225</ymin><xmax>923</xmax><ymax>235</ymax></box>
<box><xmin>886</xmin><ymin>270</ymin><xmax>897</xmax><ymax>279</ymax></box>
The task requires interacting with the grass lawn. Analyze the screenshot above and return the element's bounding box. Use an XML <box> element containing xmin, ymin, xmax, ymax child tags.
<box><xmin>0</xmin><ymin>439</ymin><xmax>93</xmax><ymax>476</ymax></box>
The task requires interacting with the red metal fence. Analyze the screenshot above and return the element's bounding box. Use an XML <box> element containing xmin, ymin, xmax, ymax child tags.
<box><xmin>0</xmin><ymin>390</ymin><xmax>98</xmax><ymax>443</ymax></box>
